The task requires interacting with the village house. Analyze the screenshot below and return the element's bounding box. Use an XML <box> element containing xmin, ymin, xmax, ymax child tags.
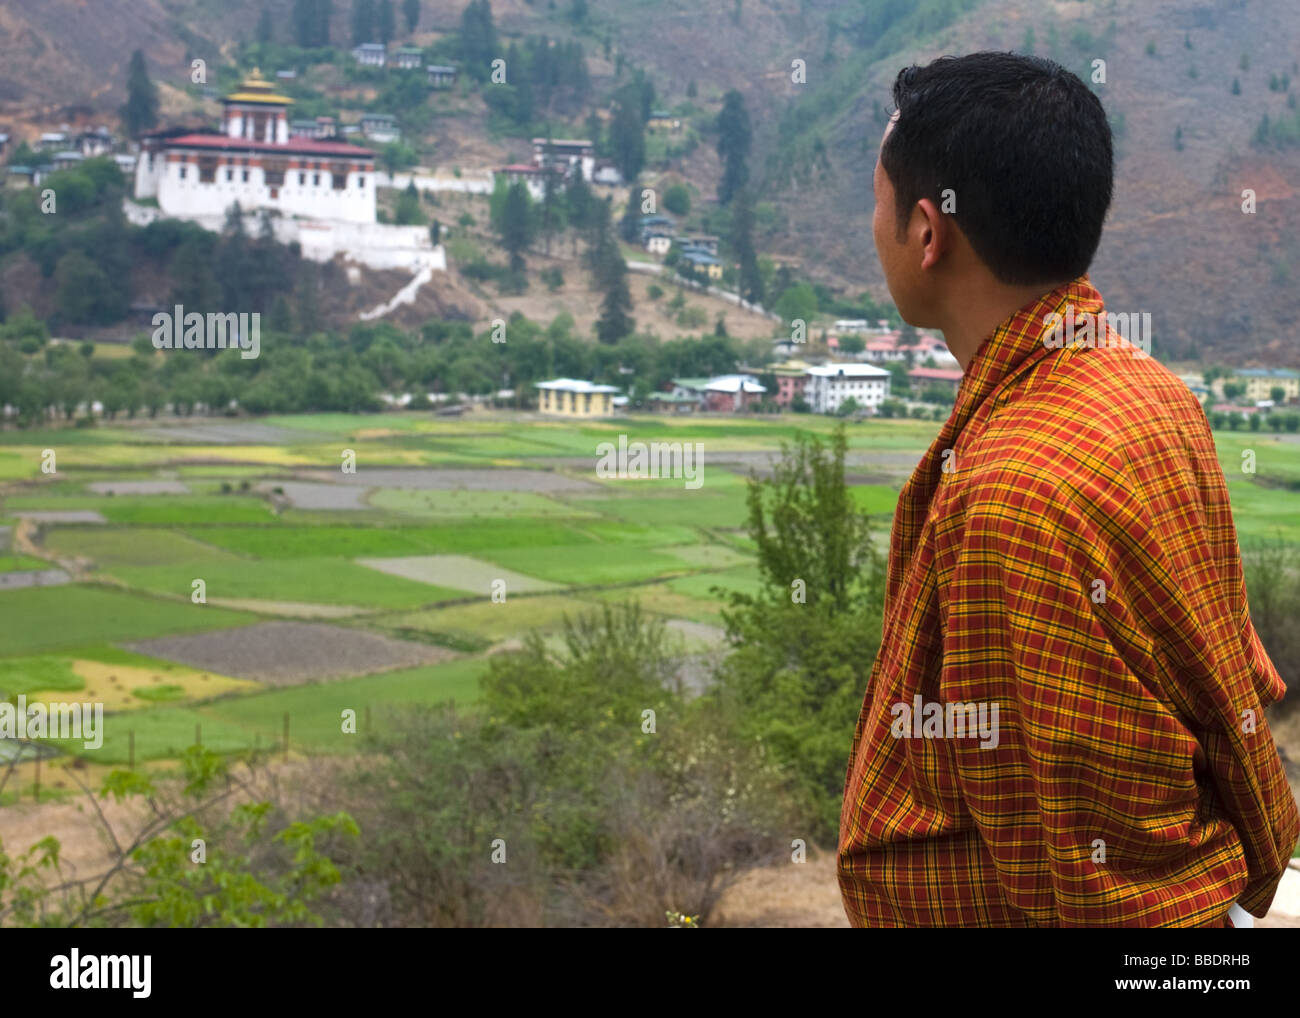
<box><xmin>856</xmin><ymin>330</ymin><xmax>957</xmax><ymax>367</ymax></box>
<box><xmin>352</xmin><ymin>43</ymin><xmax>387</xmax><ymax>67</ymax></box>
<box><xmin>536</xmin><ymin>378</ymin><xmax>619</xmax><ymax>417</ymax></box>
<box><xmin>393</xmin><ymin>46</ymin><xmax>423</xmax><ymax>70</ymax></box>
<box><xmin>1233</xmin><ymin>368</ymin><xmax>1300</xmax><ymax>403</ymax></box>
<box><xmin>592</xmin><ymin>159</ymin><xmax>623</xmax><ymax>186</ymax></box>
<box><xmin>645</xmin><ymin>391</ymin><xmax>699</xmax><ymax>413</ymax></box>
<box><xmin>907</xmin><ymin>366</ymin><xmax>965</xmax><ymax>397</ymax></box>
<box><xmin>76</xmin><ymin>127</ymin><xmax>114</xmax><ymax>157</ymax></box>
<box><xmin>670</xmin><ymin>378</ymin><xmax>711</xmax><ymax>405</ymax></box>
<box><xmin>680</xmin><ymin>249</ymin><xmax>723</xmax><ymax>281</ymax></box>
<box><xmin>495</xmin><ymin>162</ymin><xmax>566</xmax><ymax>201</ymax></box>
<box><xmin>805</xmin><ymin>363</ymin><xmax>891</xmax><ymax>415</ymax></box>
<box><xmin>427</xmin><ymin>64</ymin><xmax>458</xmax><ymax>88</ymax></box>
<box><xmin>289</xmin><ymin>116</ymin><xmax>337</xmax><ymax>140</ymax></box>
<box><xmin>38</xmin><ymin>131</ymin><xmax>69</xmax><ymax>151</ymax></box>
<box><xmin>647</xmin><ymin>110</ymin><xmax>682</xmax><ymax>132</ymax></box>
<box><xmin>638</xmin><ymin>214</ymin><xmax>674</xmax><ymax>237</ymax></box>
<box><xmin>360</xmin><ymin>113</ymin><xmax>400</xmax><ymax>143</ymax></box>
<box><xmin>645</xmin><ymin>232</ymin><xmax>672</xmax><ymax>256</ymax></box>
<box><xmin>5</xmin><ymin>166</ymin><xmax>40</xmax><ymax>189</ymax></box>
<box><xmin>51</xmin><ymin>151</ymin><xmax>83</xmax><ymax>171</ymax></box>
<box><xmin>703</xmin><ymin>374</ymin><xmax>766</xmax><ymax>412</ymax></box>
<box><xmin>684</xmin><ymin>234</ymin><xmax>719</xmax><ymax>255</ymax></box>
<box><xmin>532</xmin><ymin>138</ymin><xmax>595</xmax><ymax>181</ymax></box>
<box><xmin>769</xmin><ymin>360</ymin><xmax>812</xmax><ymax>408</ymax></box>
<box><xmin>1176</xmin><ymin>373</ymin><xmax>1211</xmax><ymax>403</ymax></box>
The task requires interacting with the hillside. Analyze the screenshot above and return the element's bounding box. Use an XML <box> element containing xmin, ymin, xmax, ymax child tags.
<box><xmin>0</xmin><ymin>0</ymin><xmax>1295</xmax><ymax>361</ymax></box>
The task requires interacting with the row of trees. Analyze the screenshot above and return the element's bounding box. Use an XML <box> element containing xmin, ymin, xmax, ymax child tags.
<box><xmin>0</xmin><ymin>299</ymin><xmax>763</xmax><ymax>427</ymax></box>
<box><xmin>1209</xmin><ymin>410</ymin><xmax>1300</xmax><ymax>432</ymax></box>
<box><xmin>349</xmin><ymin>0</ymin><xmax>421</xmax><ymax>45</ymax></box>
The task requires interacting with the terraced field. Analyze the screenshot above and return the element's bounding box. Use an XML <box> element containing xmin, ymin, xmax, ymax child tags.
<box><xmin>2</xmin><ymin>410</ymin><xmax>1293</xmax><ymax>804</ymax></box>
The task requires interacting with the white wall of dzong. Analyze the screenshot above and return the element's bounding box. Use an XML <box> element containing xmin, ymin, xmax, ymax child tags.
<box><xmin>153</xmin><ymin>149</ymin><xmax>376</xmax><ymax>225</ymax></box>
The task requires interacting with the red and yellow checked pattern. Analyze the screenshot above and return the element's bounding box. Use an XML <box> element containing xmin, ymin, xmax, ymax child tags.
<box><xmin>838</xmin><ymin>277</ymin><xmax>1300</xmax><ymax>927</ymax></box>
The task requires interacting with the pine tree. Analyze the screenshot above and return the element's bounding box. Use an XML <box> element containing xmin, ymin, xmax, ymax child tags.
<box><xmin>459</xmin><ymin>0</ymin><xmax>498</xmax><ymax>82</ymax></box>
<box><xmin>730</xmin><ymin>187</ymin><xmax>764</xmax><ymax>305</ymax></box>
<box><xmin>352</xmin><ymin>0</ymin><xmax>376</xmax><ymax>44</ymax></box>
<box><xmin>618</xmin><ymin>191</ymin><xmax>640</xmax><ymax>244</ymax></box>
<box><xmin>317</xmin><ymin>0</ymin><xmax>333</xmax><ymax>46</ymax></box>
<box><xmin>403</xmin><ymin>0</ymin><xmax>420</xmax><ymax>32</ymax></box>
<box><xmin>294</xmin><ymin>0</ymin><xmax>331</xmax><ymax>46</ymax></box>
<box><xmin>257</xmin><ymin>5</ymin><xmax>274</xmax><ymax>43</ymax></box>
<box><xmin>497</xmin><ymin>180</ymin><xmax>535</xmax><ymax>273</ymax></box>
<box><xmin>609</xmin><ymin>100</ymin><xmax>645</xmax><ymax>182</ymax></box>
<box><xmin>715</xmin><ymin>89</ymin><xmax>752</xmax><ymax>205</ymax></box>
<box><xmin>293</xmin><ymin>0</ymin><xmax>313</xmax><ymax>46</ymax></box>
<box><xmin>120</xmin><ymin>50</ymin><xmax>159</xmax><ymax>138</ymax></box>
<box><xmin>378</xmin><ymin>0</ymin><xmax>396</xmax><ymax>44</ymax></box>
<box><xmin>592</xmin><ymin>204</ymin><xmax>632</xmax><ymax>343</ymax></box>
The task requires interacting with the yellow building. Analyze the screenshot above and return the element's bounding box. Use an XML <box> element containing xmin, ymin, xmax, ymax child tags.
<box><xmin>536</xmin><ymin>378</ymin><xmax>619</xmax><ymax>416</ymax></box>
<box><xmin>1234</xmin><ymin>368</ymin><xmax>1300</xmax><ymax>403</ymax></box>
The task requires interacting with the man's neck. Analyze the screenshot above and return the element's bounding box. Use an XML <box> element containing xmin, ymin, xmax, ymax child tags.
<box><xmin>939</xmin><ymin>280</ymin><xmax>1066</xmax><ymax>371</ymax></box>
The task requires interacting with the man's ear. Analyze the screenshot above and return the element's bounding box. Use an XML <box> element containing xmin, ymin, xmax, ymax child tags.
<box><xmin>914</xmin><ymin>197</ymin><xmax>949</xmax><ymax>271</ymax></box>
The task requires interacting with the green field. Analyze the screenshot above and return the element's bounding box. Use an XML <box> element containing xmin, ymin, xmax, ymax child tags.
<box><xmin>0</xmin><ymin>586</ymin><xmax>255</xmax><ymax>657</ymax></box>
<box><xmin>1</xmin><ymin>410</ymin><xmax>1294</xmax><ymax>783</ymax></box>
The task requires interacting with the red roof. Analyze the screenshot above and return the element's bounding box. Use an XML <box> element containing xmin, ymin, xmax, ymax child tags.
<box><xmin>165</xmin><ymin>133</ymin><xmax>373</xmax><ymax>158</ymax></box>
<box><xmin>908</xmin><ymin>367</ymin><xmax>965</xmax><ymax>382</ymax></box>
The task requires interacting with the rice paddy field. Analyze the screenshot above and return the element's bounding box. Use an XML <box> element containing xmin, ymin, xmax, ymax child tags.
<box><xmin>0</xmin><ymin>410</ymin><xmax>1297</xmax><ymax>803</ymax></box>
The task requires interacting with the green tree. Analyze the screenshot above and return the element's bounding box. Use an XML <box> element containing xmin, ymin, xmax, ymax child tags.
<box><xmin>712</xmin><ymin>424</ymin><xmax>884</xmax><ymax>841</ymax></box>
<box><xmin>257</xmin><ymin>5</ymin><xmax>274</xmax><ymax>42</ymax></box>
<box><xmin>730</xmin><ymin>187</ymin><xmax>764</xmax><ymax>304</ymax></box>
<box><xmin>773</xmin><ymin>283</ymin><xmax>817</xmax><ymax>330</ymax></box>
<box><xmin>403</xmin><ymin>0</ymin><xmax>420</xmax><ymax>32</ymax></box>
<box><xmin>609</xmin><ymin>100</ymin><xmax>645</xmax><ymax>183</ymax></box>
<box><xmin>378</xmin><ymin>0</ymin><xmax>396</xmax><ymax>43</ymax></box>
<box><xmin>352</xmin><ymin>0</ymin><xmax>376</xmax><ymax>43</ymax></box>
<box><xmin>591</xmin><ymin>204</ymin><xmax>633</xmax><ymax>343</ymax></box>
<box><xmin>394</xmin><ymin>181</ymin><xmax>425</xmax><ymax>225</ymax></box>
<box><xmin>56</xmin><ymin>251</ymin><xmax>125</xmax><ymax>325</ymax></box>
<box><xmin>459</xmin><ymin>0</ymin><xmax>498</xmax><ymax>82</ymax></box>
<box><xmin>120</xmin><ymin>50</ymin><xmax>159</xmax><ymax>138</ymax></box>
<box><xmin>293</xmin><ymin>0</ymin><xmax>333</xmax><ymax>46</ymax></box>
<box><xmin>663</xmin><ymin>183</ymin><xmax>691</xmax><ymax>216</ymax></box>
<box><xmin>715</xmin><ymin>90</ymin><xmax>752</xmax><ymax>205</ymax></box>
<box><xmin>495</xmin><ymin>180</ymin><xmax>536</xmax><ymax>272</ymax></box>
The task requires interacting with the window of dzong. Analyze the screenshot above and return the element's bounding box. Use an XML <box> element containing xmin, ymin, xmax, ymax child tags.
<box><xmin>312</xmin><ymin>173</ymin><xmax>320</xmax><ymax>186</ymax></box>
<box><xmin>198</xmin><ymin>158</ymin><xmax>217</xmax><ymax>183</ymax></box>
<box><xmin>264</xmin><ymin>162</ymin><xmax>285</xmax><ymax>186</ymax></box>
<box><xmin>331</xmin><ymin>164</ymin><xmax>348</xmax><ymax>189</ymax></box>
<box><xmin>358</xmin><ymin>176</ymin><xmax>365</xmax><ymax>188</ymax></box>
<box><xmin>299</xmin><ymin>172</ymin><xmax>306</xmax><ymax>185</ymax></box>
<box><xmin>226</xmin><ymin>168</ymin><xmax>234</xmax><ymax>182</ymax></box>
<box><xmin>178</xmin><ymin>166</ymin><xmax>187</xmax><ymax>180</ymax></box>
<box><xmin>242</xmin><ymin>170</ymin><xmax>250</xmax><ymax>182</ymax></box>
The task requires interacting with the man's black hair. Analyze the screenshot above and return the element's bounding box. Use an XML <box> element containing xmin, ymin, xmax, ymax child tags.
<box><xmin>880</xmin><ymin>51</ymin><xmax>1113</xmax><ymax>287</ymax></box>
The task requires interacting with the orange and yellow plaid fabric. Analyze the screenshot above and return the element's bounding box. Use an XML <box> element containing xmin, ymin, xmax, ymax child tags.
<box><xmin>838</xmin><ymin>276</ymin><xmax>1300</xmax><ymax>927</ymax></box>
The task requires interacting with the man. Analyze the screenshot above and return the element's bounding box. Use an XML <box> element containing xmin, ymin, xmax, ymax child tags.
<box><xmin>838</xmin><ymin>52</ymin><xmax>1300</xmax><ymax>927</ymax></box>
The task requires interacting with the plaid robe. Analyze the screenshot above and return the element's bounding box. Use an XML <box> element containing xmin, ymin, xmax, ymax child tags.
<box><xmin>838</xmin><ymin>277</ymin><xmax>1300</xmax><ymax>927</ymax></box>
